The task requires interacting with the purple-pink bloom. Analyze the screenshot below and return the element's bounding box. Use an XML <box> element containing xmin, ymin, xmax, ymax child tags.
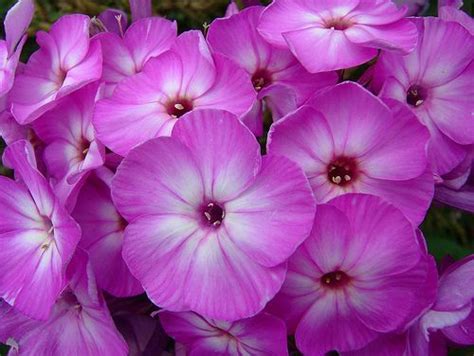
<box><xmin>267</xmin><ymin>194</ymin><xmax>430</xmax><ymax>354</ymax></box>
<box><xmin>268</xmin><ymin>82</ymin><xmax>433</xmax><ymax>225</ymax></box>
<box><xmin>207</xmin><ymin>6</ymin><xmax>337</xmax><ymax>135</ymax></box>
<box><xmin>129</xmin><ymin>0</ymin><xmax>152</xmax><ymax>22</ymax></box>
<box><xmin>435</xmin><ymin>148</ymin><xmax>474</xmax><ymax>212</ymax></box>
<box><xmin>0</xmin><ymin>250</ymin><xmax>128</xmax><ymax>355</ymax></box>
<box><xmin>0</xmin><ymin>140</ymin><xmax>80</xmax><ymax>320</ymax></box>
<box><xmin>257</xmin><ymin>0</ymin><xmax>418</xmax><ymax>73</ymax></box>
<box><xmin>112</xmin><ymin>109</ymin><xmax>316</xmax><ymax>320</ymax></box>
<box><xmin>392</xmin><ymin>0</ymin><xmax>428</xmax><ymax>16</ymax></box>
<box><xmin>421</xmin><ymin>255</ymin><xmax>474</xmax><ymax>345</ymax></box>
<box><xmin>10</xmin><ymin>14</ymin><xmax>102</xmax><ymax>124</ymax></box>
<box><xmin>439</xmin><ymin>6</ymin><xmax>474</xmax><ymax>35</ymax></box>
<box><xmin>160</xmin><ymin>311</ymin><xmax>288</xmax><ymax>355</ymax></box>
<box><xmin>95</xmin><ymin>16</ymin><xmax>177</xmax><ymax>97</ymax></box>
<box><xmin>72</xmin><ymin>168</ymin><xmax>143</xmax><ymax>297</ymax></box>
<box><xmin>93</xmin><ymin>30</ymin><xmax>255</xmax><ymax>156</ymax></box>
<box><xmin>32</xmin><ymin>83</ymin><xmax>105</xmax><ymax>186</ymax></box>
<box><xmin>371</xmin><ymin>17</ymin><xmax>474</xmax><ymax>175</ymax></box>
<box><xmin>0</xmin><ymin>0</ymin><xmax>34</xmax><ymax>97</ymax></box>
<box><xmin>90</xmin><ymin>9</ymin><xmax>128</xmax><ymax>37</ymax></box>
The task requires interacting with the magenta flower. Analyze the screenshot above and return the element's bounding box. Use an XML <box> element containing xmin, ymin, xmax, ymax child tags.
<box><xmin>112</xmin><ymin>109</ymin><xmax>316</xmax><ymax>320</ymax></box>
<box><xmin>0</xmin><ymin>251</ymin><xmax>128</xmax><ymax>355</ymax></box>
<box><xmin>0</xmin><ymin>140</ymin><xmax>80</xmax><ymax>320</ymax></box>
<box><xmin>95</xmin><ymin>17</ymin><xmax>177</xmax><ymax>96</ymax></box>
<box><xmin>207</xmin><ymin>6</ymin><xmax>337</xmax><ymax>135</ymax></box>
<box><xmin>10</xmin><ymin>14</ymin><xmax>102</xmax><ymax>124</ymax></box>
<box><xmin>160</xmin><ymin>311</ymin><xmax>288</xmax><ymax>355</ymax></box>
<box><xmin>0</xmin><ymin>0</ymin><xmax>34</xmax><ymax>97</ymax></box>
<box><xmin>32</xmin><ymin>83</ymin><xmax>105</xmax><ymax>186</ymax></box>
<box><xmin>72</xmin><ymin>168</ymin><xmax>143</xmax><ymax>297</ymax></box>
<box><xmin>392</xmin><ymin>0</ymin><xmax>428</xmax><ymax>16</ymax></box>
<box><xmin>421</xmin><ymin>255</ymin><xmax>474</xmax><ymax>346</ymax></box>
<box><xmin>90</xmin><ymin>9</ymin><xmax>128</xmax><ymax>37</ymax></box>
<box><xmin>435</xmin><ymin>149</ymin><xmax>474</xmax><ymax>212</ymax></box>
<box><xmin>93</xmin><ymin>31</ymin><xmax>255</xmax><ymax>156</ymax></box>
<box><xmin>439</xmin><ymin>5</ymin><xmax>474</xmax><ymax>35</ymax></box>
<box><xmin>268</xmin><ymin>82</ymin><xmax>433</xmax><ymax>225</ymax></box>
<box><xmin>257</xmin><ymin>0</ymin><xmax>418</xmax><ymax>73</ymax></box>
<box><xmin>267</xmin><ymin>194</ymin><xmax>429</xmax><ymax>354</ymax></box>
<box><xmin>129</xmin><ymin>0</ymin><xmax>152</xmax><ymax>22</ymax></box>
<box><xmin>372</xmin><ymin>17</ymin><xmax>474</xmax><ymax>175</ymax></box>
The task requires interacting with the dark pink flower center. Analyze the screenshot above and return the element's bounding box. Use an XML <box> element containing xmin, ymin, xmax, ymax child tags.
<box><xmin>62</xmin><ymin>290</ymin><xmax>83</xmax><ymax>312</ymax></box>
<box><xmin>327</xmin><ymin>157</ymin><xmax>358</xmax><ymax>186</ymax></box>
<box><xmin>406</xmin><ymin>85</ymin><xmax>427</xmax><ymax>107</ymax></box>
<box><xmin>79</xmin><ymin>137</ymin><xmax>91</xmax><ymax>160</ymax></box>
<box><xmin>41</xmin><ymin>216</ymin><xmax>55</xmax><ymax>251</ymax></box>
<box><xmin>251</xmin><ymin>69</ymin><xmax>273</xmax><ymax>91</ymax></box>
<box><xmin>324</xmin><ymin>18</ymin><xmax>352</xmax><ymax>31</ymax></box>
<box><xmin>321</xmin><ymin>271</ymin><xmax>350</xmax><ymax>289</ymax></box>
<box><xmin>202</xmin><ymin>202</ymin><xmax>225</xmax><ymax>227</ymax></box>
<box><xmin>167</xmin><ymin>99</ymin><xmax>194</xmax><ymax>118</ymax></box>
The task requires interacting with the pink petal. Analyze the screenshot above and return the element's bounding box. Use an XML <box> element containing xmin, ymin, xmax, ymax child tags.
<box><xmin>356</xmin><ymin>169</ymin><xmax>434</xmax><ymax>226</ymax></box>
<box><xmin>442</xmin><ymin>310</ymin><xmax>474</xmax><ymax>345</ymax></box>
<box><xmin>193</xmin><ymin>53</ymin><xmax>255</xmax><ymax>116</ymax></box>
<box><xmin>345</xmin><ymin>20</ymin><xmax>417</xmax><ymax>54</ymax></box>
<box><xmin>4</xmin><ymin>0</ymin><xmax>35</xmax><ymax>54</ymax></box>
<box><xmin>130</xmin><ymin>0</ymin><xmax>152</xmax><ymax>21</ymax></box>
<box><xmin>295</xmin><ymin>292</ymin><xmax>379</xmax><ymax>354</ymax></box>
<box><xmin>283</xmin><ymin>27</ymin><xmax>377</xmax><ymax>72</ymax></box>
<box><xmin>179</xmin><ymin>229</ymin><xmax>287</xmax><ymax>320</ymax></box>
<box><xmin>124</xmin><ymin>17</ymin><xmax>177</xmax><ymax>72</ymax></box>
<box><xmin>267</xmin><ymin>105</ymin><xmax>335</xmax><ymax>178</ymax></box>
<box><xmin>112</xmin><ymin>137</ymin><xmax>203</xmax><ymax>221</ymax></box>
<box><xmin>427</xmin><ymin>61</ymin><xmax>474</xmax><ymax>146</ymax></box>
<box><xmin>73</xmin><ymin>172</ymin><xmax>143</xmax><ymax>297</ymax></box>
<box><xmin>172</xmin><ymin>109</ymin><xmax>261</xmax><ymax>201</ymax></box>
<box><xmin>416</xmin><ymin>17</ymin><xmax>473</xmax><ymax>87</ymax></box>
<box><xmin>171</xmin><ymin>31</ymin><xmax>217</xmax><ymax>98</ymax></box>
<box><xmin>328</xmin><ymin>194</ymin><xmax>422</xmax><ymax>277</ymax></box>
<box><xmin>224</xmin><ymin>154</ymin><xmax>316</xmax><ymax>267</ymax></box>
<box><xmin>360</xmin><ymin>99</ymin><xmax>430</xmax><ymax>180</ymax></box>
<box><xmin>439</xmin><ymin>6</ymin><xmax>474</xmax><ymax>35</ymax></box>
<box><xmin>257</xmin><ymin>0</ymin><xmax>359</xmax><ymax>47</ymax></box>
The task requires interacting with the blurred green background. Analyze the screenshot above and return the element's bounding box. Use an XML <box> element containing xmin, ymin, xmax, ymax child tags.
<box><xmin>0</xmin><ymin>0</ymin><xmax>473</xmax><ymax>355</ymax></box>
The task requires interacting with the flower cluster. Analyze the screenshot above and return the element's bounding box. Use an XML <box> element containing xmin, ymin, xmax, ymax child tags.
<box><xmin>0</xmin><ymin>0</ymin><xmax>473</xmax><ymax>355</ymax></box>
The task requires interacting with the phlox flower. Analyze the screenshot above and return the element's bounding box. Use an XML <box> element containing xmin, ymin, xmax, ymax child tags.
<box><xmin>90</xmin><ymin>9</ymin><xmax>128</xmax><ymax>37</ymax></box>
<box><xmin>257</xmin><ymin>0</ymin><xmax>418</xmax><ymax>73</ymax></box>
<box><xmin>72</xmin><ymin>168</ymin><xmax>143</xmax><ymax>297</ymax></box>
<box><xmin>349</xmin><ymin>254</ymin><xmax>474</xmax><ymax>354</ymax></box>
<box><xmin>392</xmin><ymin>0</ymin><xmax>428</xmax><ymax>16</ymax></box>
<box><xmin>267</xmin><ymin>194</ymin><xmax>430</xmax><ymax>355</ymax></box>
<box><xmin>435</xmin><ymin>148</ymin><xmax>474</xmax><ymax>212</ymax></box>
<box><xmin>95</xmin><ymin>17</ymin><xmax>177</xmax><ymax>96</ymax></box>
<box><xmin>207</xmin><ymin>6</ymin><xmax>337</xmax><ymax>135</ymax></box>
<box><xmin>439</xmin><ymin>5</ymin><xmax>474</xmax><ymax>35</ymax></box>
<box><xmin>160</xmin><ymin>310</ymin><xmax>288</xmax><ymax>355</ymax></box>
<box><xmin>32</xmin><ymin>83</ymin><xmax>105</xmax><ymax>186</ymax></box>
<box><xmin>129</xmin><ymin>0</ymin><xmax>152</xmax><ymax>22</ymax></box>
<box><xmin>420</xmin><ymin>255</ymin><xmax>474</xmax><ymax>346</ymax></box>
<box><xmin>111</xmin><ymin>109</ymin><xmax>316</xmax><ymax>320</ymax></box>
<box><xmin>371</xmin><ymin>17</ymin><xmax>474</xmax><ymax>175</ymax></box>
<box><xmin>0</xmin><ymin>140</ymin><xmax>80</xmax><ymax>320</ymax></box>
<box><xmin>0</xmin><ymin>0</ymin><xmax>34</xmax><ymax>97</ymax></box>
<box><xmin>0</xmin><ymin>250</ymin><xmax>128</xmax><ymax>355</ymax></box>
<box><xmin>10</xmin><ymin>14</ymin><xmax>102</xmax><ymax>124</ymax></box>
<box><xmin>268</xmin><ymin>82</ymin><xmax>433</xmax><ymax>225</ymax></box>
<box><xmin>93</xmin><ymin>31</ymin><xmax>255</xmax><ymax>156</ymax></box>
